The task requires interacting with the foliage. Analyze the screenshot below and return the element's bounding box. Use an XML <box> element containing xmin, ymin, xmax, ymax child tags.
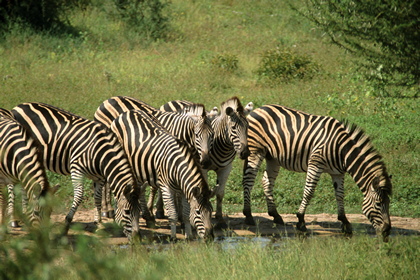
<box><xmin>210</xmin><ymin>53</ymin><xmax>239</xmax><ymax>73</ymax></box>
<box><xmin>256</xmin><ymin>47</ymin><xmax>321</xmax><ymax>84</ymax></box>
<box><xmin>112</xmin><ymin>0</ymin><xmax>170</xmax><ymax>40</ymax></box>
<box><xmin>292</xmin><ymin>0</ymin><xmax>420</xmax><ymax>94</ymax></box>
<box><xmin>0</xmin><ymin>0</ymin><xmax>84</xmax><ymax>33</ymax></box>
<box><xmin>1</xmin><ymin>222</ymin><xmax>418</xmax><ymax>280</ymax></box>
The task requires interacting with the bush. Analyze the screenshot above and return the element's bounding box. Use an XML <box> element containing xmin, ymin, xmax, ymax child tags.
<box><xmin>0</xmin><ymin>0</ymin><xmax>84</xmax><ymax>33</ymax></box>
<box><xmin>113</xmin><ymin>0</ymin><xmax>170</xmax><ymax>40</ymax></box>
<box><xmin>210</xmin><ymin>53</ymin><xmax>239</xmax><ymax>73</ymax></box>
<box><xmin>292</xmin><ymin>0</ymin><xmax>420</xmax><ymax>93</ymax></box>
<box><xmin>256</xmin><ymin>47</ymin><xmax>320</xmax><ymax>84</ymax></box>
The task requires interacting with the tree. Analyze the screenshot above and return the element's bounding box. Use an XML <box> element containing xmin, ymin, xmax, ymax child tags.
<box><xmin>292</xmin><ymin>0</ymin><xmax>420</xmax><ymax>93</ymax></box>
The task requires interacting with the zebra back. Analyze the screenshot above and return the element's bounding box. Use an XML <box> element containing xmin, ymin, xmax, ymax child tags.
<box><xmin>11</xmin><ymin>102</ymin><xmax>140</xmax><ymax>238</ymax></box>
<box><xmin>0</xmin><ymin>108</ymin><xmax>14</xmax><ymax>119</ymax></box>
<box><xmin>111</xmin><ymin>109</ymin><xmax>213</xmax><ymax>239</ymax></box>
<box><xmin>94</xmin><ymin>96</ymin><xmax>212</xmax><ymax>168</ymax></box>
<box><xmin>0</xmin><ymin>116</ymin><xmax>51</xmax><ymax>225</ymax></box>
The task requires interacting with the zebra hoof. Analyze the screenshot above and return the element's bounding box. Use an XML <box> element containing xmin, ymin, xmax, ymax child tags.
<box><xmin>244</xmin><ymin>216</ymin><xmax>256</xmax><ymax>226</ymax></box>
<box><xmin>214</xmin><ymin>221</ymin><xmax>228</xmax><ymax>230</ymax></box>
<box><xmin>145</xmin><ymin>220</ymin><xmax>156</xmax><ymax>229</ymax></box>
<box><xmin>155</xmin><ymin>210</ymin><xmax>166</xmax><ymax>219</ymax></box>
<box><xmin>296</xmin><ymin>222</ymin><xmax>307</xmax><ymax>232</ymax></box>
<box><xmin>108</xmin><ymin>210</ymin><xmax>115</xmax><ymax>219</ymax></box>
<box><xmin>341</xmin><ymin>223</ymin><xmax>353</xmax><ymax>235</ymax></box>
<box><xmin>101</xmin><ymin>212</ymin><xmax>109</xmax><ymax>218</ymax></box>
<box><xmin>10</xmin><ymin>221</ymin><xmax>20</xmax><ymax>228</ymax></box>
<box><xmin>273</xmin><ymin>216</ymin><xmax>285</xmax><ymax>225</ymax></box>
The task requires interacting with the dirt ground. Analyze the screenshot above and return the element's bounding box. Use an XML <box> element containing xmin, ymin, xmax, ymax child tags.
<box><xmin>47</xmin><ymin>210</ymin><xmax>420</xmax><ymax>244</ymax></box>
<box><xmin>5</xmin><ymin>209</ymin><xmax>419</xmax><ymax>245</ymax></box>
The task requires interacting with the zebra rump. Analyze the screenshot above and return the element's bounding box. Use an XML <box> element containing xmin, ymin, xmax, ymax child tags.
<box><xmin>0</xmin><ymin>115</ymin><xmax>52</xmax><ymax>227</ymax></box>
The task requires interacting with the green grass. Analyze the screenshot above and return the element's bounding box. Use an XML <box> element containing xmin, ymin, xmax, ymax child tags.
<box><xmin>0</xmin><ymin>0</ymin><xmax>418</xmax><ymax>219</ymax></box>
<box><xmin>1</xmin><ymin>226</ymin><xmax>418</xmax><ymax>280</ymax></box>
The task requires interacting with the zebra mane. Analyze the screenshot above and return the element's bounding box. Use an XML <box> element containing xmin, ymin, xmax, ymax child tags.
<box><xmin>0</xmin><ymin>108</ymin><xmax>14</xmax><ymax>119</ymax></box>
<box><xmin>342</xmin><ymin>120</ymin><xmax>392</xmax><ymax>195</ymax></box>
<box><xmin>220</xmin><ymin>96</ymin><xmax>244</xmax><ymax>115</ymax></box>
<box><xmin>181</xmin><ymin>103</ymin><xmax>206</xmax><ymax>117</ymax></box>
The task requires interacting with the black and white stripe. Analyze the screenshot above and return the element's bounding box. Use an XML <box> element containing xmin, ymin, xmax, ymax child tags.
<box><xmin>110</xmin><ymin>109</ymin><xmax>214</xmax><ymax>240</ymax></box>
<box><xmin>162</xmin><ymin>97</ymin><xmax>250</xmax><ymax>228</ymax></box>
<box><xmin>0</xmin><ymin>113</ymin><xmax>51</xmax><ymax>227</ymax></box>
<box><xmin>11</xmin><ymin>102</ymin><xmax>141</xmax><ymax>238</ymax></box>
<box><xmin>94</xmin><ymin>96</ymin><xmax>214</xmax><ymax>219</ymax></box>
<box><xmin>242</xmin><ymin>104</ymin><xmax>392</xmax><ymax>240</ymax></box>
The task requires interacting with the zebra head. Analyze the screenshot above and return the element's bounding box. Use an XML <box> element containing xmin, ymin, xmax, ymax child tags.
<box><xmin>221</xmin><ymin>97</ymin><xmax>250</xmax><ymax>160</ymax></box>
<box><xmin>362</xmin><ymin>171</ymin><xmax>392</xmax><ymax>241</ymax></box>
<box><xmin>114</xmin><ymin>182</ymin><xmax>142</xmax><ymax>241</ymax></box>
<box><xmin>189</xmin><ymin>185</ymin><xmax>214</xmax><ymax>240</ymax></box>
<box><xmin>183</xmin><ymin>104</ymin><xmax>214</xmax><ymax>169</ymax></box>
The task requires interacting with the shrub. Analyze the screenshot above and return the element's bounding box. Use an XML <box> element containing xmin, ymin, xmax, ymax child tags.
<box><xmin>256</xmin><ymin>47</ymin><xmax>320</xmax><ymax>84</ymax></box>
<box><xmin>113</xmin><ymin>0</ymin><xmax>170</xmax><ymax>41</ymax></box>
<box><xmin>0</xmin><ymin>0</ymin><xmax>84</xmax><ymax>33</ymax></box>
<box><xmin>292</xmin><ymin>0</ymin><xmax>420</xmax><ymax>93</ymax></box>
<box><xmin>210</xmin><ymin>53</ymin><xmax>239</xmax><ymax>73</ymax></box>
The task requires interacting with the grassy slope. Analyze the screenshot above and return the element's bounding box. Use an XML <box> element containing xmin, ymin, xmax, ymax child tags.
<box><xmin>0</xmin><ymin>0</ymin><xmax>418</xmax><ymax>217</ymax></box>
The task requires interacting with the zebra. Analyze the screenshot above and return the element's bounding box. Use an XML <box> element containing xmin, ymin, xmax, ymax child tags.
<box><xmin>94</xmin><ymin>96</ymin><xmax>214</xmax><ymax>219</ymax></box>
<box><xmin>11</xmin><ymin>102</ymin><xmax>141</xmax><ymax>239</ymax></box>
<box><xmin>0</xmin><ymin>115</ymin><xmax>52</xmax><ymax>227</ymax></box>
<box><xmin>242</xmin><ymin>104</ymin><xmax>392</xmax><ymax>241</ymax></box>
<box><xmin>161</xmin><ymin>97</ymin><xmax>250</xmax><ymax>229</ymax></box>
<box><xmin>110</xmin><ymin>109</ymin><xmax>214</xmax><ymax>240</ymax></box>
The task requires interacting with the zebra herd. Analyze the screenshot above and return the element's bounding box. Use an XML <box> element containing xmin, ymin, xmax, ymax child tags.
<box><xmin>0</xmin><ymin>97</ymin><xmax>392</xmax><ymax>242</ymax></box>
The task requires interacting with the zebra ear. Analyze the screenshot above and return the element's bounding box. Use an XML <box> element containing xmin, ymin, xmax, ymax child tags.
<box><xmin>192</xmin><ymin>186</ymin><xmax>201</xmax><ymax>199</ymax></box>
<box><xmin>372</xmin><ymin>176</ymin><xmax>380</xmax><ymax>190</ymax></box>
<box><xmin>225</xmin><ymin>107</ymin><xmax>234</xmax><ymax>116</ymax></box>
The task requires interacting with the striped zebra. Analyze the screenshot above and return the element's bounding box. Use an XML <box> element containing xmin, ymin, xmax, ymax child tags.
<box><xmin>161</xmin><ymin>97</ymin><xmax>250</xmax><ymax>228</ymax></box>
<box><xmin>0</xmin><ymin>108</ymin><xmax>30</xmax><ymax>227</ymax></box>
<box><xmin>94</xmin><ymin>96</ymin><xmax>214</xmax><ymax>219</ymax></box>
<box><xmin>11</xmin><ymin>102</ymin><xmax>141</xmax><ymax>239</ymax></box>
<box><xmin>110</xmin><ymin>109</ymin><xmax>214</xmax><ymax>240</ymax></box>
<box><xmin>0</xmin><ymin>114</ymin><xmax>52</xmax><ymax>227</ymax></box>
<box><xmin>242</xmin><ymin>104</ymin><xmax>392</xmax><ymax>240</ymax></box>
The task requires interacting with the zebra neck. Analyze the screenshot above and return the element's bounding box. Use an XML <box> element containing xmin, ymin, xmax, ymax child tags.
<box><xmin>212</xmin><ymin>116</ymin><xmax>233</xmax><ymax>148</ymax></box>
<box><xmin>345</xmin><ymin>146</ymin><xmax>383</xmax><ymax>192</ymax></box>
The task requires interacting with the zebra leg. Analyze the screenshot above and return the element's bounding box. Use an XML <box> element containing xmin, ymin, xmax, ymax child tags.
<box><xmin>243</xmin><ymin>153</ymin><xmax>264</xmax><ymax>226</ymax></box>
<box><xmin>93</xmin><ymin>182</ymin><xmax>103</xmax><ymax>224</ymax></box>
<box><xmin>140</xmin><ymin>184</ymin><xmax>155</xmax><ymax>228</ymax></box>
<box><xmin>262</xmin><ymin>159</ymin><xmax>284</xmax><ymax>225</ymax></box>
<box><xmin>107</xmin><ymin>187</ymin><xmax>115</xmax><ymax>219</ymax></box>
<box><xmin>147</xmin><ymin>187</ymin><xmax>156</xmax><ymax>217</ymax></box>
<box><xmin>155</xmin><ymin>189</ymin><xmax>166</xmax><ymax>219</ymax></box>
<box><xmin>181</xmin><ymin>196</ymin><xmax>193</xmax><ymax>240</ymax></box>
<box><xmin>161</xmin><ymin>188</ymin><xmax>178</xmax><ymax>241</ymax></box>
<box><xmin>331</xmin><ymin>174</ymin><xmax>352</xmax><ymax>235</ymax></box>
<box><xmin>0</xmin><ymin>185</ymin><xmax>6</xmax><ymax>226</ymax></box>
<box><xmin>101</xmin><ymin>184</ymin><xmax>109</xmax><ymax>218</ymax></box>
<box><xmin>64</xmin><ymin>177</ymin><xmax>85</xmax><ymax>234</ymax></box>
<box><xmin>214</xmin><ymin>164</ymin><xmax>233</xmax><ymax>229</ymax></box>
<box><xmin>296</xmin><ymin>163</ymin><xmax>323</xmax><ymax>232</ymax></box>
<box><xmin>7</xmin><ymin>184</ymin><xmax>19</xmax><ymax>228</ymax></box>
